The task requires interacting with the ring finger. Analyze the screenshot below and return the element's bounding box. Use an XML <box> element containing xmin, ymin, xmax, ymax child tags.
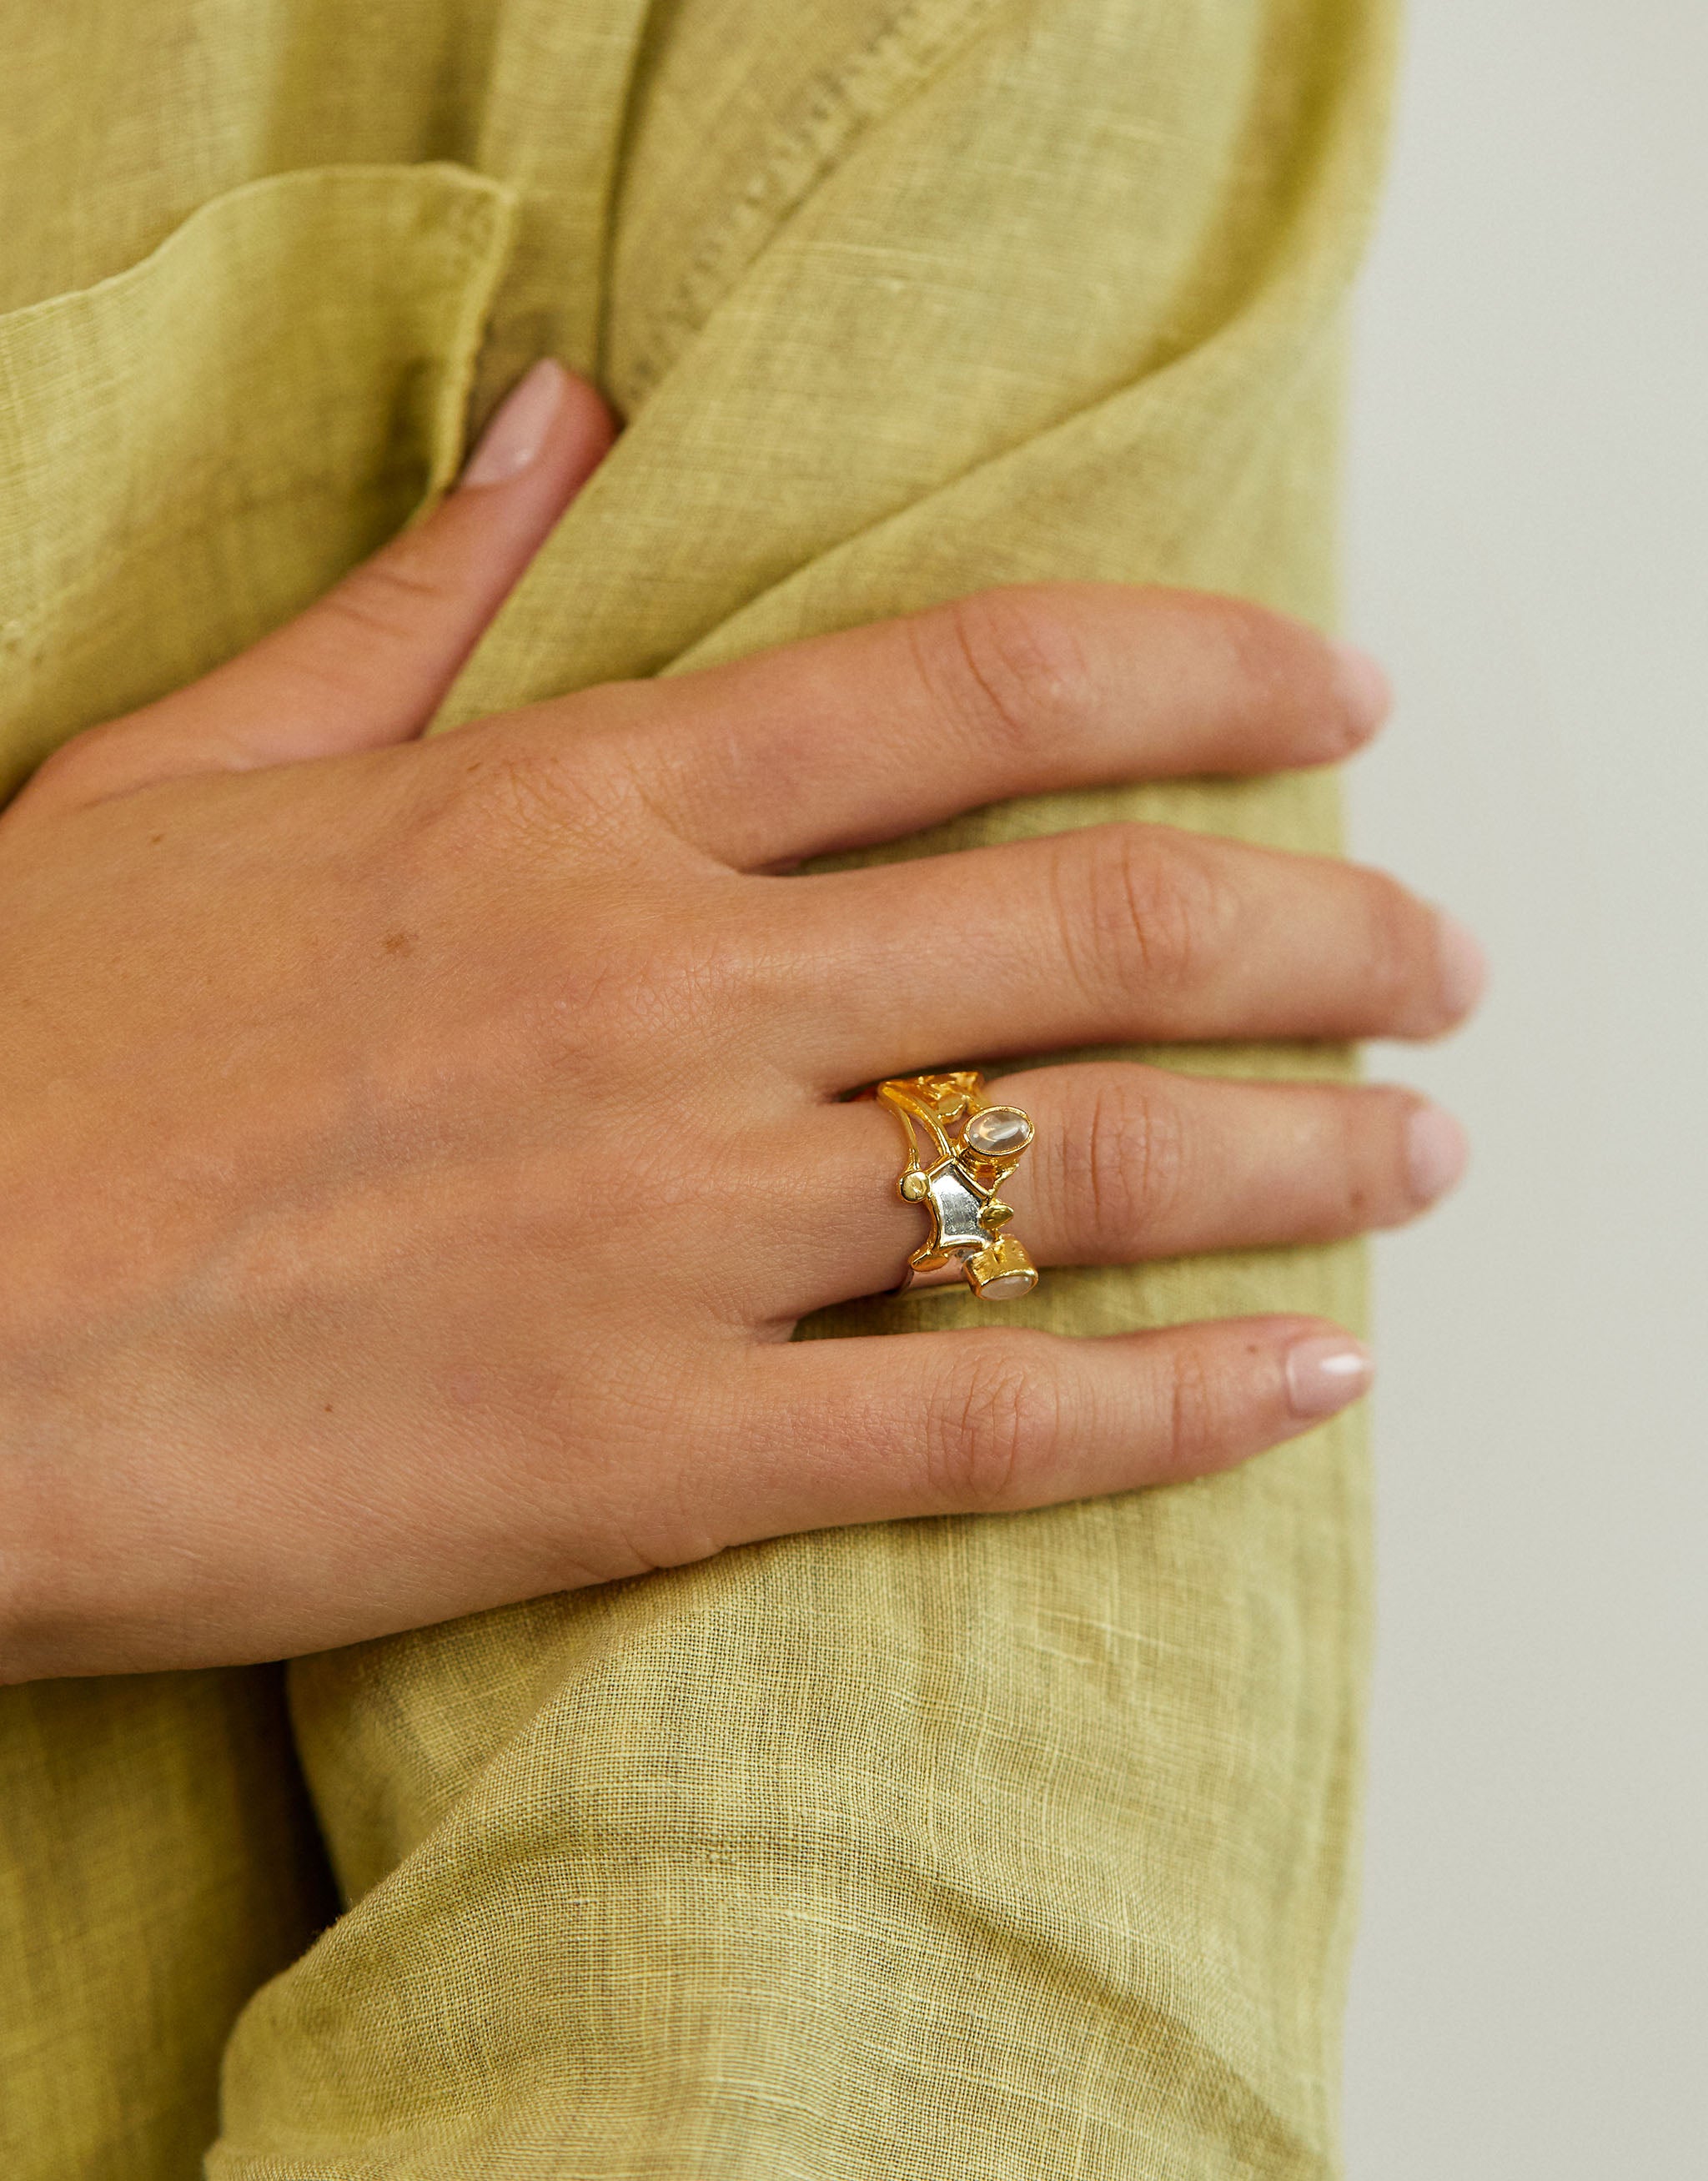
<box><xmin>766</xmin><ymin>1064</ymin><xmax>1468</xmax><ymax>1316</ymax></box>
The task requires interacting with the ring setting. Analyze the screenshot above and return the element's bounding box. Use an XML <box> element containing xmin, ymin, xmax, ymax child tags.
<box><xmin>874</xmin><ymin>1071</ymin><xmax>1040</xmax><ymax>1300</ymax></box>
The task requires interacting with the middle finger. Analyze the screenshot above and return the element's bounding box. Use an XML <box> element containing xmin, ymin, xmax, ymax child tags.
<box><xmin>771</xmin><ymin>820</ymin><xmax>1483</xmax><ymax>1084</ymax></box>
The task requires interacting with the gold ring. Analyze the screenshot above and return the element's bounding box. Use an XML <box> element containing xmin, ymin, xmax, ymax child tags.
<box><xmin>873</xmin><ymin>1071</ymin><xmax>1040</xmax><ymax>1300</ymax></box>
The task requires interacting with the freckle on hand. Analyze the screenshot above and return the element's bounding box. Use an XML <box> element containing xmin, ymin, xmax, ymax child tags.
<box><xmin>383</xmin><ymin>930</ymin><xmax>416</xmax><ymax>958</ymax></box>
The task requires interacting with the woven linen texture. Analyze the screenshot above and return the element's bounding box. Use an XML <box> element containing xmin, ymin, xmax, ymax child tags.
<box><xmin>0</xmin><ymin>2</ymin><xmax>1396</xmax><ymax>2174</ymax></box>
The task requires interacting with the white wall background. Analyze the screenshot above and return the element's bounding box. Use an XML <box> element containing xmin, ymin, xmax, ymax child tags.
<box><xmin>1342</xmin><ymin>3</ymin><xmax>1707</xmax><ymax>2171</ymax></box>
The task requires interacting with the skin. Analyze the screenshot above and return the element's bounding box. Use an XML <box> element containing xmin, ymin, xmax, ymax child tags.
<box><xmin>0</xmin><ymin>363</ymin><xmax>1480</xmax><ymax>1683</ymax></box>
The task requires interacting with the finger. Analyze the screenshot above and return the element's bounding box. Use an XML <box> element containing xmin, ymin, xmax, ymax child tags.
<box><xmin>770</xmin><ymin>1068</ymin><xmax>1468</xmax><ymax>1314</ymax></box>
<box><xmin>14</xmin><ymin>360</ymin><xmax>615</xmax><ymax>817</ymax></box>
<box><xmin>587</xmin><ymin>585</ymin><xmax>1389</xmax><ymax>869</ymax></box>
<box><xmin>700</xmin><ymin>1317</ymin><xmax>1372</xmax><ymax>1545</ymax></box>
<box><xmin>774</xmin><ymin>822</ymin><xmax>1486</xmax><ymax>1082</ymax></box>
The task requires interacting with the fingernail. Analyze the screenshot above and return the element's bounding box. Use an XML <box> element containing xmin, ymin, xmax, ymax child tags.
<box><xmin>1406</xmin><ymin>1101</ymin><xmax>1470</xmax><ymax>1205</ymax></box>
<box><xmin>458</xmin><ymin>359</ymin><xmax>568</xmax><ymax>490</ymax></box>
<box><xmin>1285</xmin><ymin>1335</ymin><xmax>1374</xmax><ymax>1420</ymax></box>
<box><xmin>1435</xmin><ymin>909</ymin><xmax>1489</xmax><ymax>1018</ymax></box>
<box><xmin>1331</xmin><ymin>640</ymin><xmax>1393</xmax><ymax>734</ymax></box>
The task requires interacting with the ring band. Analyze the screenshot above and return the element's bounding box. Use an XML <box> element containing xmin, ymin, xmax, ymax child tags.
<box><xmin>873</xmin><ymin>1071</ymin><xmax>1040</xmax><ymax>1301</ymax></box>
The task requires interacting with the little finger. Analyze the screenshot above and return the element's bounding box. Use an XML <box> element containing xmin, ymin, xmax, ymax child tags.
<box><xmin>701</xmin><ymin>1317</ymin><xmax>1373</xmax><ymax>1545</ymax></box>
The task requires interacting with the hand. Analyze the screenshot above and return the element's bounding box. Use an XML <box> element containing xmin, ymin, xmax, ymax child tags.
<box><xmin>0</xmin><ymin>361</ymin><xmax>1480</xmax><ymax>1681</ymax></box>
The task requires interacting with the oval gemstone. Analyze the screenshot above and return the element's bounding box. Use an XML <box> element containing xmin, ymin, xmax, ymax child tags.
<box><xmin>965</xmin><ymin>1104</ymin><xmax>1032</xmax><ymax>1157</ymax></box>
<box><xmin>977</xmin><ymin>1271</ymin><xmax>1036</xmax><ymax>1300</ymax></box>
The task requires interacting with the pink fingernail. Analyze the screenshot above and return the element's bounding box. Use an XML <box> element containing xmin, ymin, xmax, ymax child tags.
<box><xmin>1331</xmin><ymin>640</ymin><xmax>1393</xmax><ymax>733</ymax></box>
<box><xmin>458</xmin><ymin>359</ymin><xmax>568</xmax><ymax>490</ymax></box>
<box><xmin>1285</xmin><ymin>1336</ymin><xmax>1374</xmax><ymax>1420</ymax></box>
<box><xmin>1406</xmin><ymin>1101</ymin><xmax>1470</xmax><ymax>1204</ymax></box>
<box><xmin>1435</xmin><ymin>909</ymin><xmax>1489</xmax><ymax>1018</ymax></box>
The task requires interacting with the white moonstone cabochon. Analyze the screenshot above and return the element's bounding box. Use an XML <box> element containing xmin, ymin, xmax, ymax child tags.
<box><xmin>964</xmin><ymin>1104</ymin><xmax>1032</xmax><ymax>1157</ymax></box>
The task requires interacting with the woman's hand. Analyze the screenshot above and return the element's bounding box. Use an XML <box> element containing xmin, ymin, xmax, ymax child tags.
<box><xmin>0</xmin><ymin>361</ymin><xmax>1480</xmax><ymax>1681</ymax></box>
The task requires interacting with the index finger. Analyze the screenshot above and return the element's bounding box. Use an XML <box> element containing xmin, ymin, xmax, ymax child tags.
<box><xmin>588</xmin><ymin>585</ymin><xmax>1389</xmax><ymax>869</ymax></box>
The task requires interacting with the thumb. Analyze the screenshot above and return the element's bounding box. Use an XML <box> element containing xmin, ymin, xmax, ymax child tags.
<box><xmin>15</xmin><ymin>359</ymin><xmax>614</xmax><ymax>817</ymax></box>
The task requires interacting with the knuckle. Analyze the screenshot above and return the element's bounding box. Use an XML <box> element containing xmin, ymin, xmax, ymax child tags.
<box><xmin>530</xmin><ymin>917</ymin><xmax>747</xmax><ymax>1083</ymax></box>
<box><xmin>915</xmin><ymin>586</ymin><xmax>1093</xmax><ymax>756</ymax></box>
<box><xmin>926</xmin><ymin>1336</ymin><xmax>1061</xmax><ymax>1511</ymax></box>
<box><xmin>1160</xmin><ymin>1342</ymin><xmax>1225</xmax><ymax>1475</ymax></box>
<box><xmin>431</xmin><ymin>717</ymin><xmax>632</xmax><ymax>859</ymax></box>
<box><xmin>1065</xmin><ymin>823</ymin><xmax>1237</xmax><ymax>1008</ymax></box>
<box><xmin>1071</xmin><ymin>1075</ymin><xmax>1188</xmax><ymax>1249</ymax></box>
<box><xmin>630</xmin><ymin>921</ymin><xmax>754</xmax><ymax>1053</ymax></box>
<box><xmin>325</xmin><ymin>550</ymin><xmax>458</xmax><ymax>647</ymax></box>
